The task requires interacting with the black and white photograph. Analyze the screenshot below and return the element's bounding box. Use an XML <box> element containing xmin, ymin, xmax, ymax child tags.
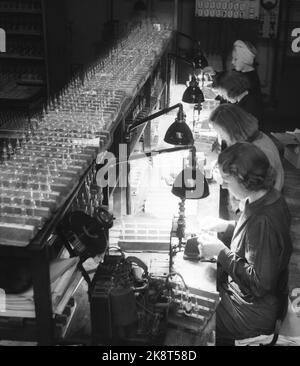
<box><xmin>0</xmin><ymin>0</ymin><xmax>300</xmax><ymax>351</ymax></box>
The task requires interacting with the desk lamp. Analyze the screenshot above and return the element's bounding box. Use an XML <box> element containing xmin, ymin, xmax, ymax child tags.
<box><xmin>175</xmin><ymin>31</ymin><xmax>209</xmax><ymax>71</ymax></box>
<box><xmin>168</xmin><ymin>57</ymin><xmax>205</xmax><ymax>131</ymax></box>
<box><xmin>182</xmin><ymin>75</ymin><xmax>204</xmax><ymax>105</ymax></box>
<box><xmin>126</xmin><ymin>104</ymin><xmax>210</xmax><ymax>260</ymax></box>
<box><xmin>96</xmin><ymin>104</ymin><xmax>209</xmax><ymax>267</ymax></box>
<box><xmin>169</xmin><ymin>32</ymin><xmax>208</xmax><ymax>127</ymax></box>
<box><xmin>126</xmin><ymin>103</ymin><xmax>194</xmax><ymax>146</ymax></box>
<box><xmin>98</xmin><ymin>103</ymin><xmax>195</xmax><ymax>214</ymax></box>
<box><xmin>182</xmin><ymin>75</ymin><xmax>205</xmax><ymax>132</ymax></box>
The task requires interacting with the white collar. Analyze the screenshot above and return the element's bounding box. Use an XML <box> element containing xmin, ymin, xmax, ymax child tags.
<box><xmin>236</xmin><ymin>90</ymin><xmax>249</xmax><ymax>102</ymax></box>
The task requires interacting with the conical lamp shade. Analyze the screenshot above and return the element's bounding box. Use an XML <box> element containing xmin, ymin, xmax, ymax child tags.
<box><xmin>182</xmin><ymin>75</ymin><xmax>205</xmax><ymax>104</ymax></box>
<box><xmin>164</xmin><ymin>121</ymin><xmax>194</xmax><ymax>145</ymax></box>
<box><xmin>182</xmin><ymin>85</ymin><xmax>205</xmax><ymax>104</ymax></box>
<box><xmin>171</xmin><ymin>167</ymin><xmax>209</xmax><ymax>200</ymax></box>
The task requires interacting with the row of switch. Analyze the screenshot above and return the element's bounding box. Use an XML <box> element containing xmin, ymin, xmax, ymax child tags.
<box><xmin>197</xmin><ymin>1</ymin><xmax>258</xmax><ymax>10</ymax></box>
<box><xmin>196</xmin><ymin>9</ymin><xmax>258</xmax><ymax>19</ymax></box>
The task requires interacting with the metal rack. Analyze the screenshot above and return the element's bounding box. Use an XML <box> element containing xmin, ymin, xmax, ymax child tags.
<box><xmin>0</xmin><ymin>25</ymin><xmax>173</xmax><ymax>345</ymax></box>
<box><xmin>0</xmin><ymin>0</ymin><xmax>47</xmax><ymax>107</ymax></box>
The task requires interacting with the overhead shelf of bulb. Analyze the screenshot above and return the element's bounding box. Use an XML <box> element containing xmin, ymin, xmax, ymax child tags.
<box><xmin>0</xmin><ymin>22</ymin><xmax>174</xmax><ymax>248</ymax></box>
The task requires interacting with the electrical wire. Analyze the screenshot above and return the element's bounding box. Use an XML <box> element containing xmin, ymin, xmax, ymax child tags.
<box><xmin>166</xmin><ymin>271</ymin><xmax>188</xmax><ymax>290</ymax></box>
<box><xmin>108</xmin><ymin>245</ymin><xmax>124</xmax><ymax>257</ymax></box>
<box><xmin>136</xmin><ymin>300</ymin><xmax>156</xmax><ymax>317</ymax></box>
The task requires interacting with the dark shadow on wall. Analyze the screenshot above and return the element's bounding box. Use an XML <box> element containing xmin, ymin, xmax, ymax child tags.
<box><xmin>264</xmin><ymin>60</ymin><xmax>300</xmax><ymax>133</ymax></box>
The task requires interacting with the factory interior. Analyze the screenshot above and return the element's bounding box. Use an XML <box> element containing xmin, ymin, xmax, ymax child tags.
<box><xmin>0</xmin><ymin>0</ymin><xmax>300</xmax><ymax>348</ymax></box>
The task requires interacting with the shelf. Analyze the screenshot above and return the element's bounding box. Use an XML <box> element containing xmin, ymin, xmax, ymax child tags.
<box><xmin>0</xmin><ymin>297</ymin><xmax>78</xmax><ymax>343</ymax></box>
<box><xmin>17</xmin><ymin>79</ymin><xmax>45</xmax><ymax>86</ymax></box>
<box><xmin>0</xmin><ymin>1</ymin><xmax>47</xmax><ymax>107</ymax></box>
<box><xmin>0</xmin><ymin>53</ymin><xmax>44</xmax><ymax>60</ymax></box>
<box><xmin>0</xmin><ymin>25</ymin><xmax>173</xmax><ymax>345</ymax></box>
<box><xmin>6</xmin><ymin>30</ymin><xmax>43</xmax><ymax>36</ymax></box>
<box><xmin>0</xmin><ymin>82</ymin><xmax>44</xmax><ymax>102</ymax></box>
<box><xmin>0</xmin><ymin>8</ymin><xmax>42</xmax><ymax>14</ymax></box>
<box><xmin>0</xmin><ymin>263</ymin><xmax>82</xmax><ymax>319</ymax></box>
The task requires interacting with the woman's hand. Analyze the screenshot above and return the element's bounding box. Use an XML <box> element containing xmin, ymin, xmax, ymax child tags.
<box><xmin>197</xmin><ymin>216</ymin><xmax>231</xmax><ymax>233</ymax></box>
<box><xmin>212</xmin><ymin>164</ymin><xmax>223</xmax><ymax>185</ymax></box>
<box><xmin>185</xmin><ymin>235</ymin><xmax>227</xmax><ymax>258</ymax></box>
<box><xmin>201</xmin><ymin>239</ymin><xmax>227</xmax><ymax>258</ymax></box>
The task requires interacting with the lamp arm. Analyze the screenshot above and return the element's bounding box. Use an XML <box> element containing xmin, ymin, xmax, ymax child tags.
<box><xmin>168</xmin><ymin>53</ymin><xmax>195</xmax><ymax>68</ymax></box>
<box><xmin>127</xmin><ymin>103</ymin><xmax>183</xmax><ymax>134</ymax></box>
<box><xmin>97</xmin><ymin>145</ymin><xmax>194</xmax><ymax>169</ymax></box>
<box><xmin>176</xmin><ymin>32</ymin><xmax>205</xmax><ymax>55</ymax></box>
<box><xmin>129</xmin><ymin>145</ymin><xmax>194</xmax><ymax>161</ymax></box>
<box><xmin>173</xmin><ymin>32</ymin><xmax>208</xmax><ymax>70</ymax></box>
<box><xmin>176</xmin><ymin>31</ymin><xmax>198</xmax><ymax>45</ymax></box>
<box><xmin>190</xmin><ymin>145</ymin><xmax>197</xmax><ymax>169</ymax></box>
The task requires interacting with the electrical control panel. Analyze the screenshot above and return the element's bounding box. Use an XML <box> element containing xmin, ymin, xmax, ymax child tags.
<box><xmin>259</xmin><ymin>0</ymin><xmax>280</xmax><ymax>39</ymax></box>
<box><xmin>195</xmin><ymin>0</ymin><xmax>260</xmax><ymax>20</ymax></box>
<box><xmin>195</xmin><ymin>0</ymin><xmax>281</xmax><ymax>38</ymax></box>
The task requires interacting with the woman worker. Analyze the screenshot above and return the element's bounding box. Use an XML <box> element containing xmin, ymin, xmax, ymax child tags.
<box><xmin>211</xmin><ymin>70</ymin><xmax>263</xmax><ymax>123</ymax></box>
<box><xmin>209</xmin><ymin>103</ymin><xmax>284</xmax><ymax>191</ymax></box>
<box><xmin>199</xmin><ymin>142</ymin><xmax>292</xmax><ymax>345</ymax></box>
<box><xmin>204</xmin><ymin>39</ymin><xmax>262</xmax><ymax>102</ymax></box>
<box><xmin>231</xmin><ymin>40</ymin><xmax>261</xmax><ymax>100</ymax></box>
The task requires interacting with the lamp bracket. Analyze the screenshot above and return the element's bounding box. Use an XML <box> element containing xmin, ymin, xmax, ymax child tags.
<box><xmin>126</xmin><ymin>103</ymin><xmax>183</xmax><ymax>136</ymax></box>
<box><xmin>168</xmin><ymin>53</ymin><xmax>195</xmax><ymax>69</ymax></box>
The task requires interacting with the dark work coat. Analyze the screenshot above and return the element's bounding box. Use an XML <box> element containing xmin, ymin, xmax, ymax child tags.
<box><xmin>242</xmin><ymin>69</ymin><xmax>262</xmax><ymax>100</ymax></box>
<box><xmin>237</xmin><ymin>92</ymin><xmax>263</xmax><ymax>124</ymax></box>
<box><xmin>216</xmin><ymin>188</ymin><xmax>292</xmax><ymax>340</ymax></box>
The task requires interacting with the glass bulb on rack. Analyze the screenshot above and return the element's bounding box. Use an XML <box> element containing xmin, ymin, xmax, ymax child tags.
<box><xmin>20</xmin><ymin>194</ymin><xmax>27</xmax><ymax>225</ymax></box>
<box><xmin>0</xmin><ymin>192</ymin><xmax>4</xmax><ymax>217</ymax></box>
<box><xmin>81</xmin><ymin>192</ymin><xmax>87</xmax><ymax>211</ymax></box>
<box><xmin>38</xmin><ymin>183</ymin><xmax>44</xmax><ymax>201</ymax></box>
<box><xmin>193</xmin><ymin>298</ymin><xmax>200</xmax><ymax>313</ymax></box>
<box><xmin>89</xmin><ymin>201</ymin><xmax>94</xmax><ymax>217</ymax></box>
<box><xmin>7</xmin><ymin>139</ymin><xmax>13</xmax><ymax>157</ymax></box>
<box><xmin>61</xmin><ymin>152</ymin><xmax>68</xmax><ymax>170</ymax></box>
<box><xmin>46</xmin><ymin>165</ymin><xmax>54</xmax><ymax>184</ymax></box>
<box><xmin>52</xmin><ymin>160</ymin><xmax>59</xmax><ymax>178</ymax></box>
<box><xmin>44</xmin><ymin>175</ymin><xmax>51</xmax><ymax>200</ymax></box>
<box><xmin>30</xmin><ymin>187</ymin><xmax>36</xmax><ymax>216</ymax></box>
<box><xmin>2</xmin><ymin>145</ymin><xmax>8</xmax><ymax>167</ymax></box>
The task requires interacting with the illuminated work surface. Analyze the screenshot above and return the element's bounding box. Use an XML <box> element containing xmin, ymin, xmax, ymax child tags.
<box><xmin>110</xmin><ymin>175</ymin><xmax>220</xmax><ymax>293</ymax></box>
<box><xmin>110</xmin><ymin>132</ymin><xmax>220</xmax><ymax>295</ymax></box>
<box><xmin>109</xmin><ymin>172</ymin><xmax>220</xmax><ymax>345</ymax></box>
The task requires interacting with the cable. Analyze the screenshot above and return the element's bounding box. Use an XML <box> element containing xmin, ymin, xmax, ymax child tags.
<box><xmin>166</xmin><ymin>271</ymin><xmax>188</xmax><ymax>290</ymax></box>
<box><xmin>136</xmin><ymin>300</ymin><xmax>156</xmax><ymax>317</ymax></box>
<box><xmin>108</xmin><ymin>245</ymin><xmax>124</xmax><ymax>256</ymax></box>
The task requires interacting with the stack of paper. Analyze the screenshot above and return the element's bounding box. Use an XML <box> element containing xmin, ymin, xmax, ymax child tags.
<box><xmin>1</xmin><ymin>257</ymin><xmax>80</xmax><ymax>318</ymax></box>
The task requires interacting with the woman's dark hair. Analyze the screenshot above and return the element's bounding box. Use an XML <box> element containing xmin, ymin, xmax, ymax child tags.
<box><xmin>218</xmin><ymin>142</ymin><xmax>276</xmax><ymax>192</ymax></box>
<box><xmin>211</xmin><ymin>70</ymin><xmax>250</xmax><ymax>99</ymax></box>
<box><xmin>211</xmin><ymin>71</ymin><xmax>226</xmax><ymax>89</ymax></box>
<box><xmin>209</xmin><ymin>103</ymin><xmax>258</xmax><ymax>143</ymax></box>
